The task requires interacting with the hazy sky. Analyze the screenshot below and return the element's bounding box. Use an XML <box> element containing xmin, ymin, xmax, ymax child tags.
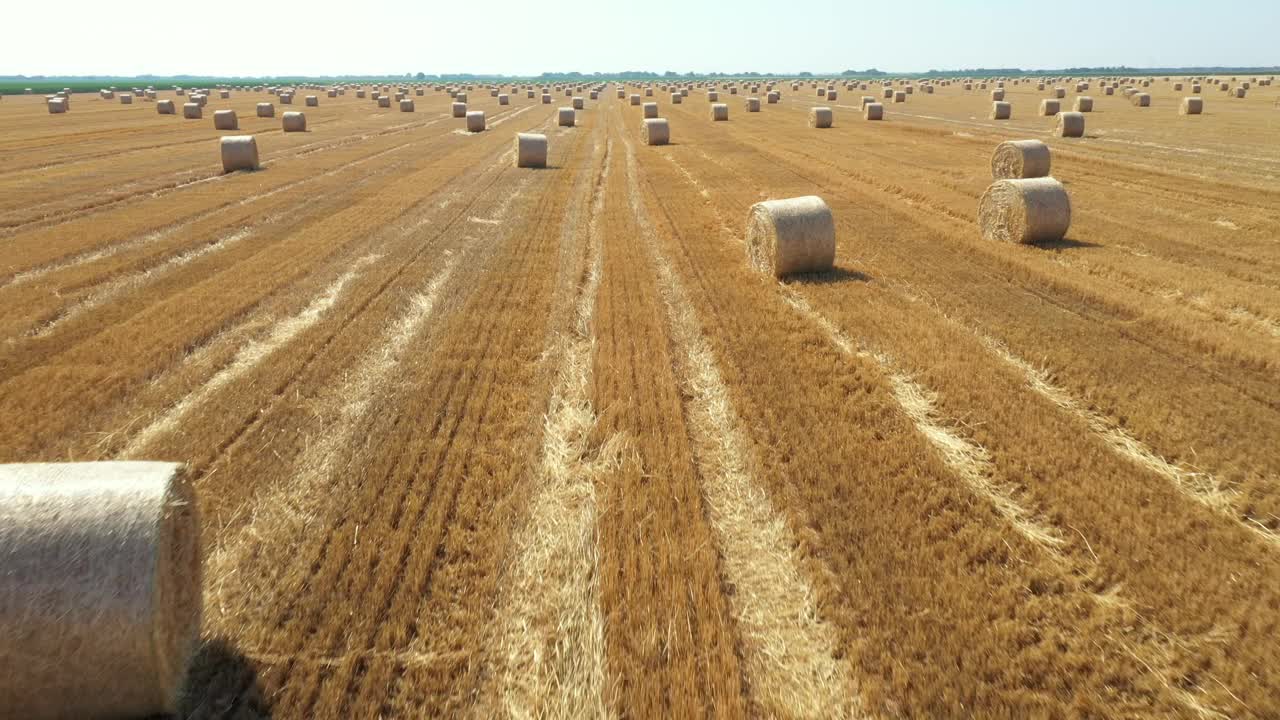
<box><xmin>4</xmin><ymin>0</ymin><xmax>1277</xmax><ymax>76</ymax></box>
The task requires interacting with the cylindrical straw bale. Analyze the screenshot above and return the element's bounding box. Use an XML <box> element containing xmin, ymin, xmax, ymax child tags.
<box><xmin>0</xmin><ymin>462</ymin><xmax>201</xmax><ymax>720</ymax></box>
<box><xmin>257</xmin><ymin>102</ymin><xmax>274</xmax><ymax>118</ymax></box>
<box><xmin>213</xmin><ymin>109</ymin><xmax>238</xmax><ymax>130</ymax></box>
<box><xmin>377</xmin><ymin>96</ymin><xmax>390</xmax><ymax>108</ymax></box>
<box><xmin>991</xmin><ymin>140</ymin><xmax>1050</xmax><ymax>179</ymax></box>
<box><xmin>641</xmin><ymin>118</ymin><xmax>670</xmax><ymax>145</ymax></box>
<box><xmin>978</xmin><ymin>177</ymin><xmax>1071</xmax><ymax>244</ymax></box>
<box><xmin>991</xmin><ymin>89</ymin><xmax>1005</xmax><ymax>101</ymax></box>
<box><xmin>282</xmin><ymin>111</ymin><xmax>306</xmax><ymax>132</ymax></box>
<box><xmin>515</xmin><ymin>132</ymin><xmax>548</xmax><ymax>168</ymax></box>
<box><xmin>47</xmin><ymin>98</ymin><xmax>68</xmax><ymax>114</ymax></box>
<box><xmin>746</xmin><ymin>196</ymin><xmax>836</xmax><ymax>277</ymax></box>
<box><xmin>671</xmin><ymin>92</ymin><xmax>683</xmax><ymax>104</ymax></box>
<box><xmin>1039</xmin><ymin>99</ymin><xmax>1060</xmax><ymax>116</ymax></box>
<box><xmin>1053</xmin><ymin>87</ymin><xmax>1066</xmax><ymax>98</ymax></box>
<box><xmin>808</xmin><ymin>106</ymin><xmax>833</xmax><ymax>128</ymax></box>
<box><xmin>400</xmin><ymin>98</ymin><xmax>415</xmax><ymax>112</ymax></box>
<box><xmin>710</xmin><ymin>103</ymin><xmax>729</xmax><ymax>121</ymax></box>
<box><xmin>1233</xmin><ymin>87</ymin><xmax>1246</xmax><ymax>98</ymax></box>
<box><xmin>1073</xmin><ymin>96</ymin><xmax>1093</xmax><ymax>112</ymax></box>
<box><xmin>767</xmin><ymin>91</ymin><xmax>779</xmax><ymax>103</ymax></box>
<box><xmin>1180</xmin><ymin>96</ymin><xmax>1204</xmax><ymax>115</ymax></box>
<box><xmin>629</xmin><ymin>94</ymin><xmax>641</xmax><ymax>106</ymax></box>
<box><xmin>182</xmin><ymin>103</ymin><xmax>201</xmax><ymax>119</ymax></box>
<box><xmin>305</xmin><ymin>95</ymin><xmax>318</xmax><ymax>107</ymax></box>
<box><xmin>541</xmin><ymin>93</ymin><xmax>552</xmax><ymax>104</ymax></box>
<box><xmin>1174</xmin><ymin>83</ymin><xmax>1184</xmax><ymax>91</ymax></box>
<box><xmin>220</xmin><ymin>135</ymin><xmax>259</xmax><ymax>172</ymax></box>
<box><xmin>220</xmin><ymin>90</ymin><xmax>231</xmax><ymax>99</ymax></box>
<box><xmin>864</xmin><ymin>102</ymin><xmax>884</xmax><ymax>120</ymax></box>
<box><xmin>496</xmin><ymin>93</ymin><xmax>509</xmax><ymax>105</ymax></box>
<box><xmin>883</xmin><ymin>87</ymin><xmax>894</xmax><ymax>98</ymax></box>
<box><xmin>616</xmin><ymin>88</ymin><xmax>625</xmax><ymax>99</ymax></box>
<box><xmin>990</xmin><ymin>101</ymin><xmax>1012</xmax><ymax>120</ymax></box>
<box><xmin>157</xmin><ymin>99</ymin><xmax>175</xmax><ymax>114</ymax></box>
<box><xmin>893</xmin><ymin>91</ymin><xmax>906</xmax><ymax>102</ymax></box>
<box><xmin>572</xmin><ymin>96</ymin><xmax>584</xmax><ymax>109</ymax></box>
<box><xmin>1055</xmin><ymin>111</ymin><xmax>1085</xmax><ymax>137</ymax></box>
<box><xmin>558</xmin><ymin>107</ymin><xmax>576</xmax><ymax>126</ymax></box>
<box><xmin>708</xmin><ymin>91</ymin><xmax>719</xmax><ymax>101</ymax></box>
<box><xmin>466</xmin><ymin>110</ymin><xmax>486</xmax><ymax>132</ymax></box>
<box><xmin>452</xmin><ymin>102</ymin><xmax>467</xmax><ymax>117</ymax></box>
<box><xmin>120</xmin><ymin>94</ymin><xmax>133</xmax><ymax>105</ymax></box>
<box><xmin>1132</xmin><ymin>93</ymin><xmax>1151</xmax><ymax>106</ymax></box>
<box><xmin>746</xmin><ymin>97</ymin><xmax>761</xmax><ymax>112</ymax></box>
<box><xmin>643</xmin><ymin>101</ymin><xmax>658</xmax><ymax>118</ymax></box>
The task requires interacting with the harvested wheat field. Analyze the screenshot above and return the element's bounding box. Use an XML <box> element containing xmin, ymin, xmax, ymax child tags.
<box><xmin>1</xmin><ymin>72</ymin><xmax>1279</xmax><ymax>720</ymax></box>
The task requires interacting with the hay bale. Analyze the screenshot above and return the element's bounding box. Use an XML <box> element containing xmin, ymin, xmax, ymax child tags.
<box><xmin>1053</xmin><ymin>87</ymin><xmax>1066</xmax><ymax>98</ymax></box>
<box><xmin>978</xmin><ymin>177</ymin><xmax>1071</xmax><ymax>244</ymax></box>
<box><xmin>991</xmin><ymin>89</ymin><xmax>1005</xmax><ymax>101</ymax></box>
<box><xmin>710</xmin><ymin>103</ymin><xmax>729</xmax><ymax>121</ymax></box>
<box><xmin>643</xmin><ymin>101</ymin><xmax>658</xmax><ymax>118</ymax></box>
<box><xmin>991</xmin><ymin>140</ymin><xmax>1050</xmax><ymax>179</ymax></box>
<box><xmin>305</xmin><ymin>95</ymin><xmax>318</xmax><ymax>107</ymax></box>
<box><xmin>746</xmin><ymin>196</ymin><xmax>836</xmax><ymax>277</ymax></box>
<box><xmin>157</xmin><ymin>100</ymin><xmax>175</xmax><ymax>115</ymax></box>
<box><xmin>515</xmin><ymin>132</ymin><xmax>548</xmax><ymax>168</ymax></box>
<box><xmin>1073</xmin><ymin>96</ymin><xmax>1094</xmax><ymax>112</ymax></box>
<box><xmin>864</xmin><ymin>102</ymin><xmax>884</xmax><ymax>120</ymax></box>
<box><xmin>0</xmin><ymin>462</ymin><xmax>201</xmax><ymax>719</ymax></box>
<box><xmin>990</xmin><ymin>101</ymin><xmax>1012</xmax><ymax>120</ymax></box>
<box><xmin>1055</xmin><ymin>111</ymin><xmax>1085</xmax><ymax>137</ymax></box>
<box><xmin>1132</xmin><ymin>93</ymin><xmax>1151</xmax><ymax>106</ymax></box>
<box><xmin>400</xmin><ymin>98</ymin><xmax>415</xmax><ymax>112</ymax></box>
<box><xmin>746</xmin><ymin>97</ymin><xmax>761</xmax><ymax>112</ymax></box>
<box><xmin>46</xmin><ymin>97</ymin><xmax>68</xmax><ymax>114</ymax></box>
<box><xmin>377</xmin><ymin>96</ymin><xmax>391</xmax><ymax>108</ymax></box>
<box><xmin>767</xmin><ymin>91</ymin><xmax>779</xmax><ymax>103</ymax></box>
<box><xmin>120</xmin><ymin>94</ymin><xmax>133</xmax><ymax>105</ymax></box>
<box><xmin>572</xmin><ymin>96</ymin><xmax>584</xmax><ymax>110</ymax></box>
<box><xmin>809</xmin><ymin>106</ymin><xmax>833</xmax><ymax>128</ymax></box>
<box><xmin>213</xmin><ymin>109</ymin><xmax>238</xmax><ymax>130</ymax></box>
<box><xmin>182</xmin><ymin>103</ymin><xmax>202</xmax><ymax>119</ymax></box>
<box><xmin>893</xmin><ymin>91</ymin><xmax>906</xmax><ymax>103</ymax></box>
<box><xmin>466</xmin><ymin>110</ymin><xmax>486</xmax><ymax>132</ymax></box>
<box><xmin>708</xmin><ymin>91</ymin><xmax>719</xmax><ymax>101</ymax></box>
<box><xmin>616</xmin><ymin>88</ymin><xmax>625</xmax><ymax>99</ymax></box>
<box><xmin>257</xmin><ymin>102</ymin><xmax>275</xmax><ymax>118</ymax></box>
<box><xmin>220</xmin><ymin>135</ymin><xmax>259</xmax><ymax>172</ymax></box>
<box><xmin>558</xmin><ymin>107</ymin><xmax>576</xmax><ymax>126</ymax></box>
<box><xmin>452</xmin><ymin>102</ymin><xmax>467</xmax><ymax>117</ymax></box>
<box><xmin>1039</xmin><ymin>99</ymin><xmax>1060</xmax><ymax>116</ymax></box>
<box><xmin>1180</xmin><ymin>96</ymin><xmax>1204</xmax><ymax>115</ymax></box>
<box><xmin>883</xmin><ymin>87</ymin><xmax>894</xmax><ymax>98</ymax></box>
<box><xmin>641</xmin><ymin>118</ymin><xmax>670</xmax><ymax>145</ymax></box>
<box><xmin>671</xmin><ymin>92</ymin><xmax>683</xmax><ymax>104</ymax></box>
<box><xmin>282</xmin><ymin>111</ymin><xmax>306</xmax><ymax>132</ymax></box>
<box><xmin>1233</xmin><ymin>87</ymin><xmax>1246</xmax><ymax>98</ymax></box>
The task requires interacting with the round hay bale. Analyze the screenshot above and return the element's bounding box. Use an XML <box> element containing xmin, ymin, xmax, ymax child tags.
<box><xmin>282</xmin><ymin>111</ymin><xmax>307</xmax><ymax>132</ymax></box>
<box><xmin>377</xmin><ymin>95</ymin><xmax>390</xmax><ymax>108</ymax></box>
<box><xmin>1039</xmin><ymin>99</ymin><xmax>1060</xmax><ymax>116</ymax></box>
<box><xmin>643</xmin><ymin>101</ymin><xmax>658</xmax><ymax>118</ymax></box>
<box><xmin>1191</xmin><ymin>83</ymin><xmax>1202</xmax><ymax>93</ymax></box>
<box><xmin>978</xmin><ymin>178</ymin><xmax>1071</xmax><ymax>244</ymax></box>
<box><xmin>991</xmin><ymin>89</ymin><xmax>1005</xmax><ymax>101</ymax></box>
<box><xmin>1053</xmin><ymin>87</ymin><xmax>1066</xmax><ymax>98</ymax></box>
<box><xmin>641</xmin><ymin>118</ymin><xmax>670</xmax><ymax>146</ymax></box>
<box><xmin>990</xmin><ymin>101</ymin><xmax>1012</xmax><ymax>120</ymax></box>
<box><xmin>883</xmin><ymin>88</ymin><xmax>894</xmax><ymax>98</ymax></box>
<box><xmin>220</xmin><ymin>135</ymin><xmax>259</xmax><ymax>172</ymax></box>
<box><xmin>671</xmin><ymin>92</ymin><xmax>683</xmax><ymax>104</ymax></box>
<box><xmin>893</xmin><ymin>91</ymin><xmax>906</xmax><ymax>103</ymax></box>
<box><xmin>628</xmin><ymin>94</ymin><xmax>641</xmax><ymax>106</ymax></box>
<box><xmin>497</xmin><ymin>93</ymin><xmax>509</xmax><ymax>106</ymax></box>
<box><xmin>809</xmin><ymin>106</ymin><xmax>833</xmax><ymax>128</ymax></box>
<box><xmin>452</xmin><ymin>102</ymin><xmax>467</xmax><ymax>117</ymax></box>
<box><xmin>864</xmin><ymin>102</ymin><xmax>884</xmax><ymax>120</ymax></box>
<box><xmin>0</xmin><ymin>462</ymin><xmax>201</xmax><ymax>719</ymax></box>
<box><xmin>515</xmin><ymin>132</ymin><xmax>548</xmax><ymax>168</ymax></box>
<box><xmin>991</xmin><ymin>140</ymin><xmax>1050</xmax><ymax>179</ymax></box>
<box><xmin>558</xmin><ymin>107</ymin><xmax>576</xmax><ymax>126</ymax></box>
<box><xmin>708</xmin><ymin>91</ymin><xmax>719</xmax><ymax>102</ymax></box>
<box><xmin>182</xmin><ymin>103</ymin><xmax>201</xmax><ymax>119</ymax></box>
<box><xmin>1104</xmin><ymin>86</ymin><xmax>1115</xmax><ymax>96</ymax></box>
<box><xmin>213</xmin><ymin>109</ymin><xmax>238</xmax><ymax>130</ymax></box>
<box><xmin>746</xmin><ymin>196</ymin><xmax>836</xmax><ymax>278</ymax></box>
<box><xmin>120</xmin><ymin>94</ymin><xmax>133</xmax><ymax>105</ymax></box>
<box><xmin>818</xmin><ymin>88</ymin><xmax>827</xmax><ymax>97</ymax></box>
<box><xmin>1233</xmin><ymin>87</ymin><xmax>1246</xmax><ymax>98</ymax></box>
<box><xmin>767</xmin><ymin>91</ymin><xmax>779</xmax><ymax>103</ymax></box>
<box><xmin>466</xmin><ymin>110</ymin><xmax>486</xmax><ymax>132</ymax></box>
<box><xmin>1073</xmin><ymin>96</ymin><xmax>1094</xmax><ymax>112</ymax></box>
<box><xmin>220</xmin><ymin>90</ymin><xmax>231</xmax><ymax>99</ymax></box>
<box><xmin>305</xmin><ymin>95</ymin><xmax>319</xmax><ymax>107</ymax></box>
<box><xmin>1055</xmin><ymin>111</ymin><xmax>1085</xmax><ymax>137</ymax></box>
<box><xmin>400</xmin><ymin>98</ymin><xmax>415</xmax><ymax>112</ymax></box>
<box><xmin>47</xmin><ymin>97</ymin><xmax>68</xmax><ymax>114</ymax></box>
<box><xmin>156</xmin><ymin>100</ymin><xmax>175</xmax><ymax>115</ymax></box>
<box><xmin>616</xmin><ymin>88</ymin><xmax>625</xmax><ymax>99</ymax></box>
<box><xmin>256</xmin><ymin>102</ymin><xmax>274</xmax><ymax>118</ymax></box>
<box><xmin>710</xmin><ymin>103</ymin><xmax>729</xmax><ymax>121</ymax></box>
<box><xmin>572</xmin><ymin>96</ymin><xmax>584</xmax><ymax>110</ymax></box>
<box><xmin>1131</xmin><ymin>93</ymin><xmax>1151</xmax><ymax>107</ymax></box>
<box><xmin>1180</xmin><ymin>96</ymin><xmax>1204</xmax><ymax>115</ymax></box>
<box><xmin>827</xmin><ymin>90</ymin><xmax>838</xmax><ymax>101</ymax></box>
<box><xmin>746</xmin><ymin>97</ymin><xmax>761</xmax><ymax>112</ymax></box>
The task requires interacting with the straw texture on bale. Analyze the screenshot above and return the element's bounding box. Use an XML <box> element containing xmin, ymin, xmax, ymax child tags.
<box><xmin>711</xmin><ymin>103</ymin><xmax>729</xmax><ymax>121</ymax></box>
<box><xmin>157</xmin><ymin>100</ymin><xmax>175</xmax><ymax>114</ymax></box>
<box><xmin>377</xmin><ymin>96</ymin><xmax>390</xmax><ymax>108</ymax></box>
<box><xmin>1055</xmin><ymin>111</ymin><xmax>1085</xmax><ymax>137</ymax></box>
<box><xmin>466</xmin><ymin>110</ymin><xmax>486</xmax><ymax>132</ymax></box>
<box><xmin>257</xmin><ymin>102</ymin><xmax>274</xmax><ymax>117</ymax></box>
<box><xmin>1039</xmin><ymin>99</ymin><xmax>1060</xmax><ymax>116</ymax></box>
<box><xmin>746</xmin><ymin>97</ymin><xmax>761</xmax><ymax>112</ymax></box>
<box><xmin>808</xmin><ymin>106</ymin><xmax>833</xmax><ymax>128</ymax></box>
<box><xmin>641</xmin><ymin>117</ymin><xmax>670</xmax><ymax>145</ymax></box>
<box><xmin>572</xmin><ymin>96</ymin><xmax>584</xmax><ymax>109</ymax></box>
<box><xmin>991</xmin><ymin>140</ymin><xmax>1051</xmax><ymax>179</ymax></box>
<box><xmin>708</xmin><ymin>91</ymin><xmax>719</xmax><ymax>101</ymax></box>
<box><xmin>220</xmin><ymin>135</ymin><xmax>259</xmax><ymax>172</ymax></box>
<box><xmin>400</xmin><ymin>99</ymin><xmax>415</xmax><ymax>112</ymax></box>
<box><xmin>1180</xmin><ymin>96</ymin><xmax>1204</xmax><ymax>115</ymax></box>
<box><xmin>746</xmin><ymin>196</ymin><xmax>836</xmax><ymax>278</ymax></box>
<box><xmin>1073</xmin><ymin>96</ymin><xmax>1094</xmax><ymax>112</ymax></box>
<box><xmin>990</xmin><ymin>101</ymin><xmax>1012</xmax><ymax>120</ymax></box>
<box><xmin>213</xmin><ymin>109</ymin><xmax>238</xmax><ymax>130</ymax></box>
<box><xmin>558</xmin><ymin>107</ymin><xmax>576</xmax><ymax>126</ymax></box>
<box><xmin>0</xmin><ymin>462</ymin><xmax>201</xmax><ymax>720</ymax></box>
<box><xmin>282</xmin><ymin>111</ymin><xmax>306</xmax><ymax>132</ymax></box>
<box><xmin>643</xmin><ymin>101</ymin><xmax>658</xmax><ymax>118</ymax></box>
<box><xmin>182</xmin><ymin>103</ymin><xmax>201</xmax><ymax>119</ymax></box>
<box><xmin>978</xmin><ymin>177</ymin><xmax>1072</xmax><ymax>244</ymax></box>
<box><xmin>515</xmin><ymin>132</ymin><xmax>548</xmax><ymax>168</ymax></box>
<box><xmin>864</xmin><ymin>102</ymin><xmax>884</xmax><ymax>120</ymax></box>
<box><xmin>452</xmin><ymin>102</ymin><xmax>466</xmax><ymax>117</ymax></box>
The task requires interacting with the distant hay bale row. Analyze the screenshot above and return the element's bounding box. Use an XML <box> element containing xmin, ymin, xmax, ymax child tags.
<box><xmin>746</xmin><ymin>196</ymin><xmax>836</xmax><ymax>277</ymax></box>
<box><xmin>979</xmin><ymin>177</ymin><xmax>1071</xmax><ymax>244</ymax></box>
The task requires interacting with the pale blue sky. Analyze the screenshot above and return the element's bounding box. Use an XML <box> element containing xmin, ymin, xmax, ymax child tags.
<box><xmin>4</xmin><ymin>0</ymin><xmax>1276</xmax><ymax>77</ymax></box>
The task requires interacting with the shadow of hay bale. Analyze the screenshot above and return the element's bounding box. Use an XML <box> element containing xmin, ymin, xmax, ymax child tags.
<box><xmin>165</xmin><ymin>638</ymin><xmax>271</xmax><ymax>720</ymax></box>
<box><xmin>786</xmin><ymin>266</ymin><xmax>873</xmax><ymax>285</ymax></box>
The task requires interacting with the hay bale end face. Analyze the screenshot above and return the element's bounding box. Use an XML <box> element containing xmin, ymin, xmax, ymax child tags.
<box><xmin>1055</xmin><ymin>111</ymin><xmax>1085</xmax><ymax>138</ymax></box>
<box><xmin>213</xmin><ymin>109</ymin><xmax>238</xmax><ymax>130</ymax></box>
<box><xmin>515</xmin><ymin>132</ymin><xmax>548</xmax><ymax>168</ymax></box>
<box><xmin>978</xmin><ymin>177</ymin><xmax>1071</xmax><ymax>244</ymax></box>
<box><xmin>0</xmin><ymin>462</ymin><xmax>202</xmax><ymax>719</ymax></box>
<box><xmin>671</xmin><ymin>92</ymin><xmax>683</xmax><ymax>104</ymax></box>
<box><xmin>558</xmin><ymin>107</ymin><xmax>576</xmax><ymax>126</ymax></box>
<box><xmin>641</xmin><ymin>117</ymin><xmax>670</xmax><ymax>145</ymax></box>
<box><xmin>466</xmin><ymin>110</ymin><xmax>486</xmax><ymax>132</ymax></box>
<box><xmin>809</xmin><ymin>106</ymin><xmax>833</xmax><ymax>128</ymax></box>
<box><xmin>746</xmin><ymin>196</ymin><xmax>836</xmax><ymax>278</ymax></box>
<box><xmin>1180</xmin><ymin>96</ymin><xmax>1204</xmax><ymax>115</ymax></box>
<box><xmin>282</xmin><ymin>111</ymin><xmax>306</xmax><ymax>132</ymax></box>
<box><xmin>991</xmin><ymin>140</ymin><xmax>1051</xmax><ymax>179</ymax></box>
<box><xmin>220</xmin><ymin>135</ymin><xmax>259</xmax><ymax>172</ymax></box>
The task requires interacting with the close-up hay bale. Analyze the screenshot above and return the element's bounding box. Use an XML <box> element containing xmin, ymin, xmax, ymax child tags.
<box><xmin>182</xmin><ymin>102</ymin><xmax>202</xmax><ymax>119</ymax></box>
<box><xmin>220</xmin><ymin>135</ymin><xmax>259</xmax><ymax>172</ymax></box>
<box><xmin>1055</xmin><ymin>111</ymin><xmax>1085</xmax><ymax>137</ymax></box>
<box><xmin>157</xmin><ymin>99</ymin><xmax>175</xmax><ymax>114</ymax></box>
<box><xmin>1073</xmin><ymin>96</ymin><xmax>1094</xmax><ymax>112</ymax></box>
<box><xmin>1180</xmin><ymin>96</ymin><xmax>1204</xmax><ymax>115</ymax></box>
<box><xmin>452</xmin><ymin>102</ymin><xmax>467</xmax><ymax>117</ymax></box>
<box><xmin>864</xmin><ymin>102</ymin><xmax>884</xmax><ymax>120</ymax></box>
<box><xmin>978</xmin><ymin>177</ymin><xmax>1072</xmax><ymax>244</ymax></box>
<box><xmin>710</xmin><ymin>103</ymin><xmax>729</xmax><ymax>121</ymax></box>
<box><xmin>257</xmin><ymin>102</ymin><xmax>274</xmax><ymax>118</ymax></box>
<box><xmin>641</xmin><ymin>117</ymin><xmax>670</xmax><ymax>145</ymax></box>
<box><xmin>1132</xmin><ymin>93</ymin><xmax>1151</xmax><ymax>106</ymax></box>
<box><xmin>990</xmin><ymin>101</ymin><xmax>1012</xmax><ymax>120</ymax></box>
<box><xmin>213</xmin><ymin>109</ymin><xmax>238</xmax><ymax>130</ymax></box>
<box><xmin>0</xmin><ymin>462</ymin><xmax>201</xmax><ymax>720</ymax></box>
<box><xmin>515</xmin><ymin>132</ymin><xmax>548</xmax><ymax>168</ymax></box>
<box><xmin>808</xmin><ymin>106</ymin><xmax>833</xmax><ymax>128</ymax></box>
<box><xmin>466</xmin><ymin>110</ymin><xmax>486</xmax><ymax>132</ymax></box>
<box><xmin>746</xmin><ymin>196</ymin><xmax>836</xmax><ymax>278</ymax></box>
<box><xmin>305</xmin><ymin>95</ymin><xmax>318</xmax><ymax>107</ymax></box>
<box><xmin>643</xmin><ymin>101</ymin><xmax>658</xmax><ymax>118</ymax></box>
<box><xmin>1039</xmin><ymin>99</ymin><xmax>1061</xmax><ymax>115</ymax></box>
<box><xmin>558</xmin><ymin>107</ymin><xmax>576</xmax><ymax>126</ymax></box>
<box><xmin>991</xmin><ymin>139</ymin><xmax>1051</xmax><ymax>179</ymax></box>
<box><xmin>746</xmin><ymin>97</ymin><xmax>761</xmax><ymax>112</ymax></box>
<box><xmin>282</xmin><ymin>111</ymin><xmax>306</xmax><ymax>132</ymax></box>
<box><xmin>400</xmin><ymin>98</ymin><xmax>415</xmax><ymax>112</ymax></box>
